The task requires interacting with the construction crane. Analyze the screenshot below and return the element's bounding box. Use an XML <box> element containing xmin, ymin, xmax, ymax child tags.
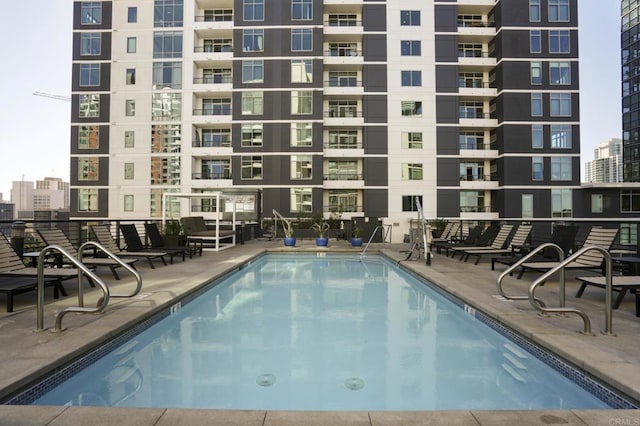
<box><xmin>33</xmin><ymin>92</ymin><xmax>71</xmax><ymax>102</ymax></box>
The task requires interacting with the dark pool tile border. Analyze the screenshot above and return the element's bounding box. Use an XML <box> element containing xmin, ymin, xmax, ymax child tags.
<box><xmin>394</xmin><ymin>257</ymin><xmax>639</xmax><ymax>410</ymax></box>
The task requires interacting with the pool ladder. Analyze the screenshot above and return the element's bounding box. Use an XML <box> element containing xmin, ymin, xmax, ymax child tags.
<box><xmin>496</xmin><ymin>244</ymin><xmax>615</xmax><ymax>335</ymax></box>
<box><xmin>360</xmin><ymin>225</ymin><xmax>391</xmax><ymax>260</ymax></box>
<box><xmin>36</xmin><ymin>242</ymin><xmax>143</xmax><ymax>333</ymax></box>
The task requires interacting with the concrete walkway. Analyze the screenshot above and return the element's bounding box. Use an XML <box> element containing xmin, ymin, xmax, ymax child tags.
<box><xmin>0</xmin><ymin>239</ymin><xmax>638</xmax><ymax>425</ymax></box>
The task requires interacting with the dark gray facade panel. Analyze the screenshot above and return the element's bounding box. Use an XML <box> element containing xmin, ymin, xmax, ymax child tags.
<box><xmin>71</xmin><ymin>63</ymin><xmax>111</xmax><ymax>92</ymax></box>
<box><xmin>364</xmin><ymin>158</ymin><xmax>388</xmax><ymax>186</ymax></box>
<box><xmin>232</xmin><ymin>91</ymin><xmax>322</xmax><ymax>121</ymax></box>
<box><xmin>437</xmin><ymin>158</ymin><xmax>460</xmax><ymax>186</ymax></box>
<box><xmin>500</xmin><ymin>124</ymin><xmax>580</xmax><ymax>155</ymax></box>
<box><xmin>503</xmin><ymin>157</ymin><xmax>581</xmax><ymax>187</ymax></box>
<box><xmin>261</xmin><ymin>188</ymin><xmax>287</xmax><ymax>216</ymax></box>
<box><xmin>496</xmin><ymin>189</ymin><xmax>550</xmax><ymax>218</ymax></box>
<box><xmin>363</xmin><ymin>95</ymin><xmax>388</xmax><ymax>123</ymax></box>
<box><xmin>495</xmin><ymin>30</ymin><xmax>579</xmax><ymax>60</ymax></box>
<box><xmin>435</xmin><ymin>96</ymin><xmax>459</xmax><ymax>124</ymax></box>
<box><xmin>363</xmin><ymin>189</ymin><xmax>388</xmax><ymax>217</ymax></box>
<box><xmin>436</xmin><ymin>189</ymin><xmax>460</xmax><ymax>217</ymax></box>
<box><xmin>71</xmin><ymin>94</ymin><xmax>110</xmax><ymax>123</ymax></box>
<box><xmin>73</xmin><ymin>1</ymin><xmax>112</xmax><ymax>30</ymax></box>
<box><xmin>363</xmin><ymin>64</ymin><xmax>387</xmax><ymax>92</ymax></box>
<box><xmin>435</xmin><ymin>65</ymin><xmax>458</xmax><ymax>93</ymax></box>
<box><xmin>436</xmin><ymin>127</ymin><xmax>459</xmax><ymax>155</ymax></box>
<box><xmin>70</xmin><ymin>125</ymin><xmax>110</xmax><ymax>155</ymax></box>
<box><xmin>72</xmin><ymin>32</ymin><xmax>112</xmax><ymax>61</ymax></box>
<box><xmin>434</xmin><ymin>5</ymin><xmax>457</xmax><ymax>32</ymax></box>
<box><xmin>495</xmin><ymin>0</ymin><xmax>578</xmax><ymax>28</ymax></box>
<box><xmin>434</xmin><ymin>35</ymin><xmax>458</xmax><ymax>62</ymax></box>
<box><xmin>233</xmin><ymin>0</ymin><xmax>323</xmax><ymax>26</ymax></box>
<box><xmin>363</xmin><ymin>5</ymin><xmax>386</xmax><ymax>31</ymax></box>
<box><xmin>499</xmin><ymin>92</ymin><xmax>579</xmax><ymax>122</ymax></box>
<box><xmin>363</xmin><ymin>34</ymin><xmax>387</xmax><ymax>62</ymax></box>
<box><xmin>497</xmin><ymin>62</ymin><xmax>579</xmax><ymax>91</ymax></box>
<box><xmin>69</xmin><ymin>188</ymin><xmax>109</xmax><ymax>218</ymax></box>
<box><xmin>363</xmin><ymin>127</ymin><xmax>388</xmax><ymax>155</ymax></box>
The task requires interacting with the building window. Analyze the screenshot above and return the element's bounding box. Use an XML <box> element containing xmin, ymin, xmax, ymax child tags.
<box><xmin>152</xmin><ymin>93</ymin><xmax>182</xmax><ymax>120</ymax></box>
<box><xmin>622</xmin><ymin>190</ymin><xmax>640</xmax><ymax>212</ymax></box>
<box><xmin>124</xmin><ymin>163</ymin><xmax>134</xmax><ymax>180</ymax></box>
<box><xmin>401</xmin><ymin>101</ymin><xmax>422</xmax><ymax>117</ymax></box>
<box><xmin>291</xmin><ymin>91</ymin><xmax>313</xmax><ymax>114</ymax></box>
<box><xmin>459</xmin><ymin>101</ymin><xmax>483</xmax><ymax>118</ymax></box>
<box><xmin>81</xmin><ymin>2</ymin><xmax>102</xmax><ymax>24</ymax></box>
<box><xmin>327</xmin><ymin>160</ymin><xmax>358</xmax><ymax>181</ymax></box>
<box><xmin>126</xmin><ymin>68</ymin><xmax>136</xmax><ymax>85</ymax></box>
<box><xmin>291</xmin><ymin>155</ymin><xmax>313</xmax><ymax>179</ymax></box>
<box><xmin>125</xmin><ymin>130</ymin><xmax>135</xmax><ymax>148</ymax></box>
<box><xmin>78</xmin><ymin>189</ymin><xmax>98</xmax><ymax>212</ymax></box>
<box><xmin>153</xmin><ymin>62</ymin><xmax>182</xmax><ymax>89</ymax></box>
<box><xmin>291</xmin><ymin>123</ymin><xmax>313</xmax><ymax>147</ymax></box>
<box><xmin>291</xmin><ymin>59</ymin><xmax>313</xmax><ymax>83</ymax></box>
<box><xmin>79</xmin><ymin>94</ymin><xmax>100</xmax><ymax>117</ymax></box>
<box><xmin>79</xmin><ymin>64</ymin><xmax>100</xmax><ymax>86</ymax></box>
<box><xmin>530</xmin><ymin>30</ymin><xmax>541</xmax><ymax>53</ymax></box>
<box><xmin>551</xmin><ymin>157</ymin><xmax>572</xmax><ymax>181</ymax></box>
<box><xmin>620</xmin><ymin>223</ymin><xmax>638</xmax><ymax>245</ymax></box>
<box><xmin>243</xmin><ymin>29</ymin><xmax>264</xmax><ymax>52</ymax></box>
<box><xmin>151</xmin><ymin>156</ymin><xmax>181</xmax><ymax>184</ymax></box>
<box><xmin>243</xmin><ymin>0</ymin><xmax>264</xmax><ymax>21</ymax></box>
<box><xmin>242</xmin><ymin>60</ymin><xmax>263</xmax><ymax>83</ymax></box>
<box><xmin>196</xmin><ymin>128</ymin><xmax>229</xmax><ymax>147</ymax></box>
<box><xmin>401</xmin><ymin>10</ymin><xmax>420</xmax><ymax>26</ymax></box>
<box><xmin>127</xmin><ymin>37</ymin><xmax>137</xmax><ymax>53</ymax></box>
<box><xmin>154</xmin><ymin>0</ymin><xmax>184</xmax><ymax>27</ymax></box>
<box><xmin>328</xmin><ymin>190</ymin><xmax>358</xmax><ymax>213</ymax></box>
<box><xmin>401</xmin><ymin>71</ymin><xmax>422</xmax><ymax>87</ymax></box>
<box><xmin>401</xmin><ymin>40</ymin><xmax>421</xmax><ymax>56</ymax></box>
<box><xmin>292</xmin><ymin>28</ymin><xmax>312</xmax><ymax>51</ymax></box>
<box><xmin>402</xmin><ymin>195</ymin><xmax>423</xmax><ymax>212</ymax></box>
<box><xmin>241</xmin><ymin>156</ymin><xmax>263</xmax><ymax>180</ymax></box>
<box><xmin>549</xmin><ymin>30</ymin><xmax>570</xmax><ymax>53</ymax></box>
<box><xmin>401</xmin><ymin>132</ymin><xmax>423</xmax><ymax>149</ymax></box>
<box><xmin>328</xmin><ymin>71</ymin><xmax>358</xmax><ymax>87</ymax></box>
<box><xmin>153</xmin><ymin>31</ymin><xmax>183</xmax><ymax>58</ymax></box>
<box><xmin>522</xmin><ymin>194</ymin><xmax>534</xmax><ymax>218</ymax></box>
<box><xmin>532</xmin><ymin>124</ymin><xmax>543</xmax><ymax>149</ymax></box>
<box><xmin>531</xmin><ymin>93</ymin><xmax>543</xmax><ymax>116</ymax></box>
<box><xmin>78</xmin><ymin>125</ymin><xmax>99</xmax><ymax>149</ymax></box>
<box><xmin>549</xmin><ymin>0</ymin><xmax>569</xmax><ymax>22</ymax></box>
<box><xmin>460</xmin><ymin>191</ymin><xmax>485</xmax><ymax>213</ymax></box>
<box><xmin>201</xmin><ymin>97</ymin><xmax>231</xmax><ymax>116</ymax></box>
<box><xmin>328</xmin><ymin>129</ymin><xmax>358</xmax><ymax>148</ymax></box>
<box><xmin>292</xmin><ymin>0</ymin><xmax>312</xmax><ymax>20</ymax></box>
<box><xmin>124</xmin><ymin>195</ymin><xmax>134</xmax><ymax>212</ymax></box>
<box><xmin>78</xmin><ymin>157</ymin><xmax>99</xmax><ymax>181</ymax></box>
<box><xmin>328</xmin><ymin>100</ymin><xmax>357</xmax><ymax>117</ymax></box>
<box><xmin>125</xmin><ymin>99</ymin><xmax>136</xmax><ymax>116</ymax></box>
<box><xmin>402</xmin><ymin>163</ymin><xmax>423</xmax><ymax>180</ymax></box>
<box><xmin>550</xmin><ymin>62</ymin><xmax>571</xmax><ymax>84</ymax></box>
<box><xmin>80</xmin><ymin>33</ymin><xmax>101</xmax><ymax>55</ymax></box>
<box><xmin>591</xmin><ymin>194</ymin><xmax>603</xmax><ymax>213</ymax></box>
<box><xmin>151</xmin><ymin>124</ymin><xmax>182</xmax><ymax>153</ymax></box>
<box><xmin>128</xmin><ymin>7</ymin><xmax>137</xmax><ymax>23</ymax></box>
<box><xmin>529</xmin><ymin>0</ymin><xmax>540</xmax><ymax>22</ymax></box>
<box><xmin>551</xmin><ymin>189</ymin><xmax>572</xmax><ymax>217</ymax></box>
<box><xmin>241</xmin><ymin>124</ymin><xmax>263</xmax><ymax>147</ymax></box>
<box><xmin>550</xmin><ymin>93</ymin><xmax>571</xmax><ymax>116</ymax></box>
<box><xmin>532</xmin><ymin>157</ymin><xmax>544</xmax><ymax>180</ymax></box>
<box><xmin>291</xmin><ymin>188</ymin><xmax>312</xmax><ymax>213</ymax></box>
<box><xmin>241</xmin><ymin>91</ymin><xmax>264</xmax><ymax>115</ymax></box>
<box><xmin>203</xmin><ymin>68</ymin><xmax>231</xmax><ymax>84</ymax></box>
<box><xmin>530</xmin><ymin>61</ymin><xmax>542</xmax><ymax>85</ymax></box>
<box><xmin>550</xmin><ymin>125</ymin><xmax>572</xmax><ymax>148</ymax></box>
<box><xmin>199</xmin><ymin>159</ymin><xmax>229</xmax><ymax>180</ymax></box>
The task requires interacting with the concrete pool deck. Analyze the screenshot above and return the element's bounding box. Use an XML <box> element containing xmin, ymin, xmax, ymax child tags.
<box><xmin>0</xmin><ymin>239</ymin><xmax>638</xmax><ymax>425</ymax></box>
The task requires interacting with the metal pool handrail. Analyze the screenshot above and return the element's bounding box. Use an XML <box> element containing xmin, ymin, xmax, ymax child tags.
<box><xmin>36</xmin><ymin>245</ymin><xmax>110</xmax><ymax>333</ymax></box>
<box><xmin>360</xmin><ymin>225</ymin><xmax>392</xmax><ymax>260</ymax></box>
<box><xmin>528</xmin><ymin>245</ymin><xmax>614</xmax><ymax>336</ymax></box>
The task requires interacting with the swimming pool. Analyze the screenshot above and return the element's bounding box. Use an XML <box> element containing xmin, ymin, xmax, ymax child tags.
<box><xmin>18</xmin><ymin>254</ymin><xmax>629</xmax><ymax>410</ymax></box>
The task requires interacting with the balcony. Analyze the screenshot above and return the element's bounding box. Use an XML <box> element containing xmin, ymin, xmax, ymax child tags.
<box><xmin>193</xmin><ymin>75</ymin><xmax>233</xmax><ymax>93</ymax></box>
<box><xmin>324</xmin><ymin>109</ymin><xmax>363</xmax><ymax>126</ymax></box>
<box><xmin>460</xmin><ymin>205</ymin><xmax>499</xmax><ymax>221</ymax></box>
<box><xmin>323</xmin><ymin>173</ymin><xmax>364</xmax><ymax>189</ymax></box>
<box><xmin>194</xmin><ymin>43</ymin><xmax>233</xmax><ymax>61</ymax></box>
<box><xmin>458</xmin><ymin>111</ymin><xmax>498</xmax><ymax>128</ymax></box>
<box><xmin>458</xmin><ymin>82</ymin><xmax>497</xmax><ymax>99</ymax></box>
<box><xmin>324</xmin><ymin>79</ymin><xmax>364</xmax><ymax>96</ymax></box>
<box><xmin>459</xmin><ymin>142</ymin><xmax>498</xmax><ymax>159</ymax></box>
<box><xmin>457</xmin><ymin>19</ymin><xmax>496</xmax><ymax>42</ymax></box>
<box><xmin>324</xmin><ymin>46</ymin><xmax>363</xmax><ymax>65</ymax></box>
<box><xmin>323</xmin><ymin>14</ymin><xmax>363</xmax><ymax>35</ymax></box>
<box><xmin>324</xmin><ymin>141</ymin><xmax>364</xmax><ymax>157</ymax></box>
<box><xmin>192</xmin><ymin>105</ymin><xmax>232</xmax><ymax>124</ymax></box>
<box><xmin>458</xmin><ymin>50</ymin><xmax>496</xmax><ymax>70</ymax></box>
<box><xmin>459</xmin><ymin>174</ymin><xmax>499</xmax><ymax>190</ymax></box>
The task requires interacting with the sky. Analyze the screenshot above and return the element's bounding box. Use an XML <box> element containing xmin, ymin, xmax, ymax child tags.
<box><xmin>0</xmin><ymin>0</ymin><xmax>624</xmax><ymax>200</ymax></box>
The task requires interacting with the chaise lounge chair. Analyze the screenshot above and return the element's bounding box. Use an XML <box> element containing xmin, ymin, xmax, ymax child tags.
<box><xmin>90</xmin><ymin>225</ymin><xmax>168</xmax><ymax>269</ymax></box>
<box><xmin>461</xmin><ymin>224</ymin><xmax>533</xmax><ymax>265</ymax></box>
<box><xmin>432</xmin><ymin>224</ymin><xmax>486</xmax><ymax>255</ymax></box>
<box><xmin>180</xmin><ymin>216</ymin><xmax>236</xmax><ymax>251</ymax></box>
<box><xmin>574</xmin><ymin>275</ymin><xmax>640</xmax><ymax>316</ymax></box>
<box><xmin>448</xmin><ymin>224</ymin><xmax>514</xmax><ymax>259</ymax></box>
<box><xmin>144</xmin><ymin>222</ymin><xmax>196</xmax><ymax>258</ymax></box>
<box><xmin>37</xmin><ymin>228</ymin><xmax>138</xmax><ymax>280</ymax></box>
<box><xmin>120</xmin><ymin>224</ymin><xmax>186</xmax><ymax>264</ymax></box>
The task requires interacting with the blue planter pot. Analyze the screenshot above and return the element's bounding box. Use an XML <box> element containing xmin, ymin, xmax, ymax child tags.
<box><xmin>315</xmin><ymin>237</ymin><xmax>329</xmax><ymax>247</ymax></box>
<box><xmin>351</xmin><ymin>237</ymin><xmax>363</xmax><ymax>247</ymax></box>
<box><xmin>284</xmin><ymin>237</ymin><xmax>296</xmax><ymax>247</ymax></box>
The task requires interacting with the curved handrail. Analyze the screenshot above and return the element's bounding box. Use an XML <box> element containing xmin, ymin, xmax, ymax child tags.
<box><xmin>496</xmin><ymin>242</ymin><xmax>565</xmax><ymax>307</ymax></box>
<box><xmin>528</xmin><ymin>245</ymin><xmax>613</xmax><ymax>336</ymax></box>
<box><xmin>272</xmin><ymin>209</ymin><xmax>293</xmax><ymax>238</ymax></box>
<box><xmin>79</xmin><ymin>241</ymin><xmax>143</xmax><ymax>299</ymax></box>
<box><xmin>360</xmin><ymin>225</ymin><xmax>391</xmax><ymax>260</ymax></box>
<box><xmin>36</xmin><ymin>245</ymin><xmax>110</xmax><ymax>333</ymax></box>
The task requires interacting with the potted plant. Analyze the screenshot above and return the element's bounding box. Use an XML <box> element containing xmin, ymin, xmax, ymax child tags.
<box><xmin>350</xmin><ymin>226</ymin><xmax>363</xmax><ymax>247</ymax></box>
<box><xmin>312</xmin><ymin>220</ymin><xmax>330</xmax><ymax>247</ymax></box>
<box><xmin>163</xmin><ymin>220</ymin><xmax>182</xmax><ymax>246</ymax></box>
<box><xmin>283</xmin><ymin>221</ymin><xmax>296</xmax><ymax>247</ymax></box>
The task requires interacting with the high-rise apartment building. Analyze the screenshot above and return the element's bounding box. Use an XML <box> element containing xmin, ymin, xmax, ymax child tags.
<box><xmin>585</xmin><ymin>138</ymin><xmax>623</xmax><ymax>183</ymax></box>
<box><xmin>70</xmin><ymin>0</ymin><xmax>579</xmax><ymax>241</ymax></box>
<box><xmin>623</xmin><ymin>0</ymin><xmax>640</xmax><ymax>181</ymax></box>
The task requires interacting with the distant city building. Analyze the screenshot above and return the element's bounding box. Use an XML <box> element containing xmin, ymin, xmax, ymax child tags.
<box><xmin>10</xmin><ymin>177</ymin><xmax>70</xmax><ymax>218</ymax></box>
<box><xmin>623</xmin><ymin>0</ymin><xmax>640</xmax><ymax>181</ymax></box>
<box><xmin>11</xmin><ymin>181</ymin><xmax>34</xmax><ymax>214</ymax></box>
<box><xmin>585</xmin><ymin>138</ymin><xmax>623</xmax><ymax>183</ymax></box>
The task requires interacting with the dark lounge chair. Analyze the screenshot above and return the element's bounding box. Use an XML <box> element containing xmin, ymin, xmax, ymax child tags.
<box><xmin>448</xmin><ymin>224</ymin><xmax>513</xmax><ymax>259</ymax></box>
<box><xmin>90</xmin><ymin>225</ymin><xmax>168</xmax><ymax>269</ymax></box>
<box><xmin>120</xmin><ymin>224</ymin><xmax>186</xmax><ymax>264</ymax></box>
<box><xmin>0</xmin><ymin>276</ymin><xmax>61</xmax><ymax>312</ymax></box>
<box><xmin>144</xmin><ymin>222</ymin><xmax>196</xmax><ymax>258</ymax></box>
<box><xmin>37</xmin><ymin>228</ymin><xmax>138</xmax><ymax>280</ymax></box>
<box><xmin>432</xmin><ymin>224</ymin><xmax>486</xmax><ymax>255</ymax></box>
<box><xmin>575</xmin><ymin>275</ymin><xmax>640</xmax><ymax>316</ymax></box>
<box><xmin>461</xmin><ymin>224</ymin><xmax>533</xmax><ymax>265</ymax></box>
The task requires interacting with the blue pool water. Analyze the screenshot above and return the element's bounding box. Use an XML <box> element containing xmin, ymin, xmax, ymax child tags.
<box><xmin>29</xmin><ymin>254</ymin><xmax>616</xmax><ymax>410</ymax></box>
